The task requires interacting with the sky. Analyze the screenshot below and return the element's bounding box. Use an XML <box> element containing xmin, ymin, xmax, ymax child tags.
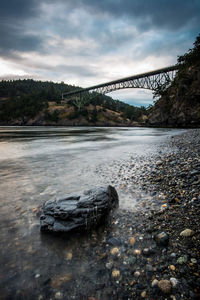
<box><xmin>0</xmin><ymin>0</ymin><xmax>199</xmax><ymax>106</ymax></box>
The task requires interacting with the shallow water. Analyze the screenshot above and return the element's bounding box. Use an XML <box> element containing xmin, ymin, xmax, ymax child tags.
<box><xmin>0</xmin><ymin>126</ymin><xmax>183</xmax><ymax>299</ymax></box>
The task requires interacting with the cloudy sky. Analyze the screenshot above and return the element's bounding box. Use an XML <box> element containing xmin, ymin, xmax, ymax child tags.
<box><xmin>0</xmin><ymin>0</ymin><xmax>199</xmax><ymax>106</ymax></box>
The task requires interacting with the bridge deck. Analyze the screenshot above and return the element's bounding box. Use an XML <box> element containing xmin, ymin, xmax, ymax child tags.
<box><xmin>62</xmin><ymin>65</ymin><xmax>178</xmax><ymax>97</ymax></box>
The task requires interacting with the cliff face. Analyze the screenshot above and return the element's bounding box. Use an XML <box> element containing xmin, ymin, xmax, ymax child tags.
<box><xmin>148</xmin><ymin>35</ymin><xmax>200</xmax><ymax>128</ymax></box>
<box><xmin>148</xmin><ymin>65</ymin><xmax>200</xmax><ymax>127</ymax></box>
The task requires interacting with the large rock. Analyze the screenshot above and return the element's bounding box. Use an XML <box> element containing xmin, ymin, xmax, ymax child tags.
<box><xmin>40</xmin><ymin>185</ymin><xmax>118</xmax><ymax>233</ymax></box>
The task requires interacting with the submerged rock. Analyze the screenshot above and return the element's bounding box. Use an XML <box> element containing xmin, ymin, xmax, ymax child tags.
<box><xmin>40</xmin><ymin>185</ymin><xmax>118</xmax><ymax>233</ymax></box>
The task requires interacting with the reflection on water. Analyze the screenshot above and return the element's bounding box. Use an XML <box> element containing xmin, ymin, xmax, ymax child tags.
<box><xmin>0</xmin><ymin>126</ymin><xmax>183</xmax><ymax>299</ymax></box>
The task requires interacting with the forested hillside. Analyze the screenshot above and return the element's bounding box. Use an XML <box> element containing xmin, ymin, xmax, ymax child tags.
<box><xmin>0</xmin><ymin>79</ymin><xmax>148</xmax><ymax>126</ymax></box>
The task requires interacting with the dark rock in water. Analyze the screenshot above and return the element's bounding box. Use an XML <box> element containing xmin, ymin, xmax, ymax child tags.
<box><xmin>40</xmin><ymin>185</ymin><xmax>119</xmax><ymax>233</ymax></box>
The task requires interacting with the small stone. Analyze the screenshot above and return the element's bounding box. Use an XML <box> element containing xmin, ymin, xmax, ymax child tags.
<box><xmin>152</xmin><ymin>279</ymin><xmax>158</xmax><ymax>287</ymax></box>
<box><xmin>156</xmin><ymin>160</ymin><xmax>163</xmax><ymax>166</ymax></box>
<box><xmin>51</xmin><ymin>274</ymin><xmax>72</xmax><ymax>288</ymax></box>
<box><xmin>170</xmin><ymin>253</ymin><xmax>176</xmax><ymax>258</ymax></box>
<box><xmin>177</xmin><ymin>255</ymin><xmax>187</xmax><ymax>265</ymax></box>
<box><xmin>32</xmin><ymin>207</ymin><xmax>38</xmax><ymax>213</ymax></box>
<box><xmin>125</xmin><ymin>256</ymin><xmax>136</xmax><ymax>265</ymax></box>
<box><xmin>169</xmin><ymin>265</ymin><xmax>176</xmax><ymax>271</ymax></box>
<box><xmin>110</xmin><ymin>247</ymin><xmax>119</xmax><ymax>255</ymax></box>
<box><xmin>134</xmin><ymin>271</ymin><xmax>140</xmax><ymax>277</ymax></box>
<box><xmin>141</xmin><ymin>290</ymin><xmax>146</xmax><ymax>298</ymax></box>
<box><xmin>180</xmin><ymin>229</ymin><xmax>194</xmax><ymax>237</ymax></box>
<box><xmin>134</xmin><ymin>249</ymin><xmax>141</xmax><ymax>255</ymax></box>
<box><xmin>55</xmin><ymin>292</ymin><xmax>63</xmax><ymax>299</ymax></box>
<box><xmin>129</xmin><ymin>237</ymin><xmax>136</xmax><ymax>245</ymax></box>
<box><xmin>191</xmin><ymin>258</ymin><xmax>197</xmax><ymax>264</ymax></box>
<box><xmin>106</xmin><ymin>262</ymin><xmax>113</xmax><ymax>269</ymax></box>
<box><xmin>161</xmin><ymin>204</ymin><xmax>167</xmax><ymax>208</ymax></box>
<box><xmin>107</xmin><ymin>237</ymin><xmax>121</xmax><ymax>246</ymax></box>
<box><xmin>155</xmin><ymin>232</ymin><xmax>169</xmax><ymax>246</ymax></box>
<box><xmin>170</xmin><ymin>277</ymin><xmax>178</xmax><ymax>287</ymax></box>
<box><xmin>112</xmin><ymin>269</ymin><xmax>120</xmax><ymax>278</ymax></box>
<box><xmin>35</xmin><ymin>273</ymin><xmax>40</xmax><ymax>279</ymax></box>
<box><xmin>143</xmin><ymin>248</ymin><xmax>152</xmax><ymax>256</ymax></box>
<box><xmin>158</xmin><ymin>280</ymin><xmax>172</xmax><ymax>294</ymax></box>
<box><xmin>66</xmin><ymin>252</ymin><xmax>73</xmax><ymax>261</ymax></box>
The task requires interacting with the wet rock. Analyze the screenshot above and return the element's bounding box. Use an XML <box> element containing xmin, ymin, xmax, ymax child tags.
<box><xmin>129</xmin><ymin>237</ymin><xmax>136</xmax><ymax>245</ymax></box>
<box><xmin>40</xmin><ymin>185</ymin><xmax>118</xmax><ymax>233</ymax></box>
<box><xmin>143</xmin><ymin>248</ymin><xmax>153</xmax><ymax>256</ymax></box>
<box><xmin>141</xmin><ymin>290</ymin><xmax>146</xmax><ymax>298</ymax></box>
<box><xmin>134</xmin><ymin>249</ymin><xmax>141</xmax><ymax>255</ymax></box>
<box><xmin>177</xmin><ymin>255</ymin><xmax>188</xmax><ymax>264</ymax></box>
<box><xmin>180</xmin><ymin>228</ymin><xmax>194</xmax><ymax>237</ymax></box>
<box><xmin>55</xmin><ymin>292</ymin><xmax>63</xmax><ymax>299</ymax></box>
<box><xmin>152</xmin><ymin>279</ymin><xmax>158</xmax><ymax>287</ymax></box>
<box><xmin>125</xmin><ymin>256</ymin><xmax>136</xmax><ymax>265</ymax></box>
<box><xmin>65</xmin><ymin>252</ymin><xmax>72</xmax><ymax>261</ymax></box>
<box><xmin>112</xmin><ymin>269</ymin><xmax>120</xmax><ymax>278</ymax></box>
<box><xmin>158</xmin><ymin>279</ymin><xmax>172</xmax><ymax>294</ymax></box>
<box><xmin>191</xmin><ymin>258</ymin><xmax>197</xmax><ymax>264</ymax></box>
<box><xmin>134</xmin><ymin>271</ymin><xmax>141</xmax><ymax>277</ymax></box>
<box><xmin>106</xmin><ymin>262</ymin><xmax>113</xmax><ymax>269</ymax></box>
<box><xmin>107</xmin><ymin>237</ymin><xmax>121</xmax><ymax>246</ymax></box>
<box><xmin>170</xmin><ymin>277</ymin><xmax>178</xmax><ymax>287</ymax></box>
<box><xmin>110</xmin><ymin>247</ymin><xmax>119</xmax><ymax>255</ymax></box>
<box><xmin>169</xmin><ymin>265</ymin><xmax>176</xmax><ymax>271</ymax></box>
<box><xmin>155</xmin><ymin>232</ymin><xmax>169</xmax><ymax>246</ymax></box>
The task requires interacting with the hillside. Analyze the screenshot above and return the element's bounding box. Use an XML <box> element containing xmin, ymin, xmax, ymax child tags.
<box><xmin>148</xmin><ymin>34</ymin><xmax>200</xmax><ymax>127</ymax></box>
<box><xmin>0</xmin><ymin>79</ymin><xmax>148</xmax><ymax>126</ymax></box>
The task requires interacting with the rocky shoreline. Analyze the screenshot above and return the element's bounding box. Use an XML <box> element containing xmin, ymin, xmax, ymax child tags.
<box><xmin>2</xmin><ymin>129</ymin><xmax>200</xmax><ymax>300</ymax></box>
<box><xmin>32</xmin><ymin>129</ymin><xmax>199</xmax><ymax>300</ymax></box>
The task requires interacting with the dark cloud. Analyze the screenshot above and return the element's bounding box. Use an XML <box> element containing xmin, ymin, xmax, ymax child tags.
<box><xmin>1</xmin><ymin>0</ymin><xmax>199</xmax><ymax>58</ymax></box>
<box><xmin>0</xmin><ymin>24</ymin><xmax>43</xmax><ymax>56</ymax></box>
<box><xmin>0</xmin><ymin>0</ymin><xmax>38</xmax><ymax>20</ymax></box>
<box><xmin>0</xmin><ymin>0</ymin><xmax>42</xmax><ymax>55</ymax></box>
<box><xmin>75</xmin><ymin>0</ymin><xmax>200</xmax><ymax>31</ymax></box>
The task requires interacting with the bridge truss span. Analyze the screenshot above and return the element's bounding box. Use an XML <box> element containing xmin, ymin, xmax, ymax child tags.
<box><xmin>62</xmin><ymin>65</ymin><xmax>178</xmax><ymax>100</ymax></box>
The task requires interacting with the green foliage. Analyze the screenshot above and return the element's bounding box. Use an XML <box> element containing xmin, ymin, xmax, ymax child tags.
<box><xmin>0</xmin><ymin>95</ymin><xmax>47</xmax><ymax>122</ymax></box>
<box><xmin>153</xmin><ymin>34</ymin><xmax>200</xmax><ymax>101</ymax></box>
<box><xmin>0</xmin><ymin>79</ymin><xmax>78</xmax><ymax>101</ymax></box>
<box><xmin>177</xmin><ymin>34</ymin><xmax>200</xmax><ymax>67</ymax></box>
<box><xmin>44</xmin><ymin>110</ymin><xmax>59</xmax><ymax>123</ymax></box>
<box><xmin>90</xmin><ymin>107</ymin><xmax>98</xmax><ymax>123</ymax></box>
<box><xmin>0</xmin><ymin>79</ymin><xmax>79</xmax><ymax>122</ymax></box>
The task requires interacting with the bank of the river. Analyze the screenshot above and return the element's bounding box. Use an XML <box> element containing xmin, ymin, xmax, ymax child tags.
<box><xmin>47</xmin><ymin>129</ymin><xmax>199</xmax><ymax>300</ymax></box>
<box><xmin>95</xmin><ymin>129</ymin><xmax>200</xmax><ymax>300</ymax></box>
<box><xmin>63</xmin><ymin>129</ymin><xmax>199</xmax><ymax>300</ymax></box>
<box><xmin>1</xmin><ymin>128</ymin><xmax>200</xmax><ymax>300</ymax></box>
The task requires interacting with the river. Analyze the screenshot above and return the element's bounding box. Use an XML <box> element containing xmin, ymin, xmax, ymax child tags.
<box><xmin>0</xmin><ymin>126</ymin><xmax>183</xmax><ymax>299</ymax></box>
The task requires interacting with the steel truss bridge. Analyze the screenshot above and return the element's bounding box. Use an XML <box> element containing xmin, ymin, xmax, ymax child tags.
<box><xmin>62</xmin><ymin>65</ymin><xmax>178</xmax><ymax>100</ymax></box>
